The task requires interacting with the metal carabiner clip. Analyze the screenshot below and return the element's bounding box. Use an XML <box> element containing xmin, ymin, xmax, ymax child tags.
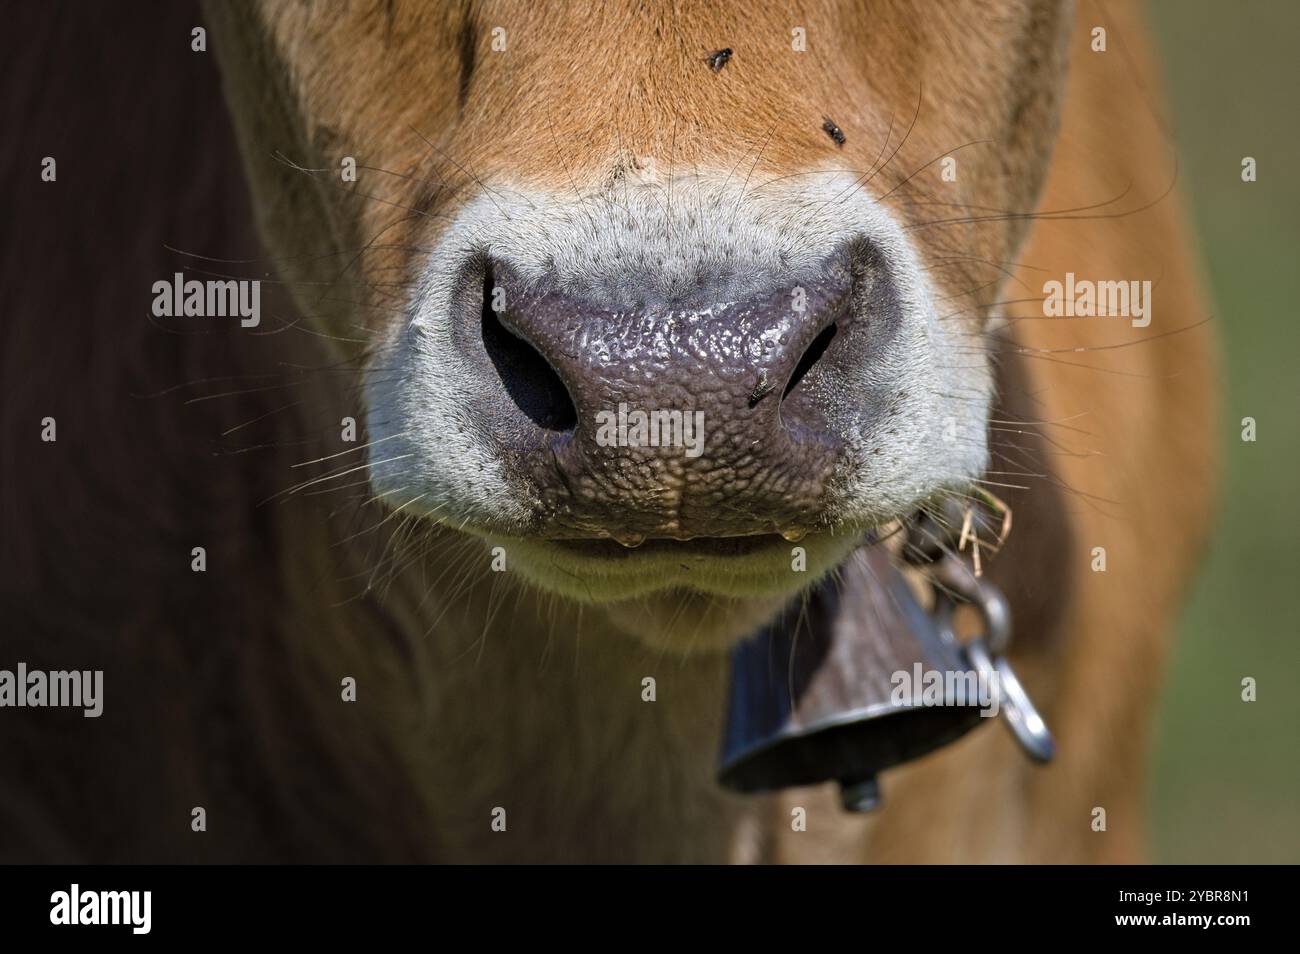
<box><xmin>932</xmin><ymin>555</ymin><xmax>1056</xmax><ymax>764</ymax></box>
<box><xmin>964</xmin><ymin>639</ymin><xmax>1056</xmax><ymax>763</ymax></box>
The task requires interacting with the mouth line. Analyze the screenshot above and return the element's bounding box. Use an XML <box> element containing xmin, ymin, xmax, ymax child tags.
<box><xmin>551</xmin><ymin>533</ymin><xmax>797</xmax><ymax>560</ymax></box>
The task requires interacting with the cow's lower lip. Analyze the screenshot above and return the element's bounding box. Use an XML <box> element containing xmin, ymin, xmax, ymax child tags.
<box><xmin>551</xmin><ymin>534</ymin><xmax>790</xmax><ymax>560</ymax></box>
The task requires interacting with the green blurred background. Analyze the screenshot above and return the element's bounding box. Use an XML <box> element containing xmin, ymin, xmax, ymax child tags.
<box><xmin>1145</xmin><ymin>0</ymin><xmax>1299</xmax><ymax>863</ymax></box>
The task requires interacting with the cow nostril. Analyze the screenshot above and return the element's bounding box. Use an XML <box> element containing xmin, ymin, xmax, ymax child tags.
<box><xmin>479</xmin><ymin>269</ymin><xmax>577</xmax><ymax>433</ymax></box>
<box><xmin>783</xmin><ymin>322</ymin><xmax>838</xmax><ymax>400</ymax></box>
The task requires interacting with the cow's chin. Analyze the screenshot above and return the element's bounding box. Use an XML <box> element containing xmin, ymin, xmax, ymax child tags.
<box><xmin>497</xmin><ymin>531</ymin><xmax>862</xmax><ymax>654</ymax></box>
<box><xmin>601</xmin><ymin>590</ymin><xmax>793</xmax><ymax>655</ymax></box>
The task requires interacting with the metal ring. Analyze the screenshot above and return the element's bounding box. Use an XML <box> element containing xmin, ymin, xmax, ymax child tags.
<box><xmin>931</xmin><ymin>556</ymin><xmax>1012</xmax><ymax>655</ymax></box>
<box><xmin>971</xmin><ymin>577</ymin><xmax>1012</xmax><ymax>655</ymax></box>
<box><xmin>966</xmin><ymin>640</ymin><xmax>1056</xmax><ymax>763</ymax></box>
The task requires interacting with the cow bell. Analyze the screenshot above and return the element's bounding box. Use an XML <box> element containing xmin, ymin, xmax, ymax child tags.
<box><xmin>717</xmin><ymin>543</ymin><xmax>988</xmax><ymax>812</ymax></box>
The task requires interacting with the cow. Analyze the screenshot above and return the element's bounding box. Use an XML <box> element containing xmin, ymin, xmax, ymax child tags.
<box><xmin>0</xmin><ymin>0</ymin><xmax>1215</xmax><ymax>862</ymax></box>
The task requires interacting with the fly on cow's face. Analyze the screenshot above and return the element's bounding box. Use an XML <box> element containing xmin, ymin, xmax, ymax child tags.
<box><xmin>822</xmin><ymin>117</ymin><xmax>846</xmax><ymax>147</ymax></box>
<box><xmin>748</xmin><ymin>370</ymin><xmax>776</xmax><ymax>408</ymax></box>
<box><xmin>706</xmin><ymin>48</ymin><xmax>733</xmax><ymax>73</ymax></box>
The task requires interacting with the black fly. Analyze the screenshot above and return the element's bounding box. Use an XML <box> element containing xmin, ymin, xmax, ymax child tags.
<box><xmin>822</xmin><ymin>116</ymin><xmax>846</xmax><ymax>148</ymax></box>
<box><xmin>748</xmin><ymin>370</ymin><xmax>776</xmax><ymax>408</ymax></box>
<box><xmin>706</xmin><ymin>48</ymin><xmax>733</xmax><ymax>73</ymax></box>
